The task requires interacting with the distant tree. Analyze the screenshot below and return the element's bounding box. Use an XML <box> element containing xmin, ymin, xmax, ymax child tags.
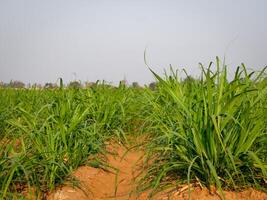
<box><xmin>44</xmin><ymin>83</ymin><xmax>56</xmax><ymax>89</ymax></box>
<box><xmin>85</xmin><ymin>81</ymin><xmax>96</xmax><ymax>88</ymax></box>
<box><xmin>119</xmin><ymin>80</ymin><xmax>127</xmax><ymax>87</ymax></box>
<box><xmin>132</xmin><ymin>82</ymin><xmax>140</xmax><ymax>88</ymax></box>
<box><xmin>0</xmin><ymin>82</ymin><xmax>9</xmax><ymax>88</ymax></box>
<box><xmin>68</xmin><ymin>81</ymin><xmax>82</xmax><ymax>89</ymax></box>
<box><xmin>9</xmin><ymin>80</ymin><xmax>25</xmax><ymax>88</ymax></box>
<box><xmin>31</xmin><ymin>83</ymin><xmax>42</xmax><ymax>89</ymax></box>
<box><xmin>149</xmin><ymin>82</ymin><xmax>157</xmax><ymax>90</ymax></box>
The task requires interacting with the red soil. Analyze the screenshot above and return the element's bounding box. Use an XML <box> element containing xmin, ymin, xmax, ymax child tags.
<box><xmin>47</xmin><ymin>142</ymin><xmax>267</xmax><ymax>200</ymax></box>
<box><xmin>47</xmin><ymin>142</ymin><xmax>148</xmax><ymax>200</ymax></box>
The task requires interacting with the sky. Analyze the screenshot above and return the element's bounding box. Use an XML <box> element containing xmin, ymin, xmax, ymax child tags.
<box><xmin>0</xmin><ymin>0</ymin><xmax>267</xmax><ymax>85</ymax></box>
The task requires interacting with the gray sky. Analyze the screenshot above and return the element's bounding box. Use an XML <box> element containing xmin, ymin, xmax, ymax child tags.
<box><xmin>0</xmin><ymin>0</ymin><xmax>267</xmax><ymax>85</ymax></box>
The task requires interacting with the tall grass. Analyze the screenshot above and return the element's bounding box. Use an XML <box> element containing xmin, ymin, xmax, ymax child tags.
<box><xmin>0</xmin><ymin>82</ymin><xmax>137</xmax><ymax>199</ymax></box>
<box><xmin>141</xmin><ymin>57</ymin><xmax>267</xmax><ymax>198</ymax></box>
<box><xmin>0</xmin><ymin>59</ymin><xmax>266</xmax><ymax>199</ymax></box>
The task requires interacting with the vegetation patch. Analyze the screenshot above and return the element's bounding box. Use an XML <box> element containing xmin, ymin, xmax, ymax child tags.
<box><xmin>0</xmin><ymin>58</ymin><xmax>266</xmax><ymax>199</ymax></box>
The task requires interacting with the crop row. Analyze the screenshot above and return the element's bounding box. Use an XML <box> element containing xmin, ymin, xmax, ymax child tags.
<box><xmin>0</xmin><ymin>58</ymin><xmax>266</xmax><ymax>199</ymax></box>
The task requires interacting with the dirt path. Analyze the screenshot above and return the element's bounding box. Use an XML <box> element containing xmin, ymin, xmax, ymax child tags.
<box><xmin>47</xmin><ymin>141</ymin><xmax>149</xmax><ymax>200</ymax></box>
<box><xmin>47</xmin><ymin>141</ymin><xmax>267</xmax><ymax>200</ymax></box>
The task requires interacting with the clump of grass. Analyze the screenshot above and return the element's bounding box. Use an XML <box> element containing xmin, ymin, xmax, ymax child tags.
<box><xmin>141</xmin><ymin>57</ymin><xmax>267</xmax><ymax>198</ymax></box>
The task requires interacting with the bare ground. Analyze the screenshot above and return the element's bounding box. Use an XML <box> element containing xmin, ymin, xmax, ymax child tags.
<box><xmin>47</xmin><ymin>141</ymin><xmax>267</xmax><ymax>200</ymax></box>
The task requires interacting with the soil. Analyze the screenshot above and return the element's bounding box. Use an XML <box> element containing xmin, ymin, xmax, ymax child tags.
<box><xmin>47</xmin><ymin>140</ymin><xmax>267</xmax><ymax>200</ymax></box>
<box><xmin>47</xmin><ymin>141</ymin><xmax>149</xmax><ymax>200</ymax></box>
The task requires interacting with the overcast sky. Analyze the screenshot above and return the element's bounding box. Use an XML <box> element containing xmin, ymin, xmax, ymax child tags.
<box><xmin>0</xmin><ymin>0</ymin><xmax>266</xmax><ymax>85</ymax></box>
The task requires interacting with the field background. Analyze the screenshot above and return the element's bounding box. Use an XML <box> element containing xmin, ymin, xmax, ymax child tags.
<box><xmin>0</xmin><ymin>59</ymin><xmax>266</xmax><ymax>199</ymax></box>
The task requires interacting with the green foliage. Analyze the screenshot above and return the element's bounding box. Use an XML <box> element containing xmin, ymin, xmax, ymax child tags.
<box><xmin>0</xmin><ymin>84</ymin><xmax>138</xmax><ymax>199</ymax></box>
<box><xmin>0</xmin><ymin>58</ymin><xmax>266</xmax><ymax>199</ymax></box>
<box><xmin>140</xmin><ymin>58</ymin><xmax>267</xmax><ymax>198</ymax></box>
